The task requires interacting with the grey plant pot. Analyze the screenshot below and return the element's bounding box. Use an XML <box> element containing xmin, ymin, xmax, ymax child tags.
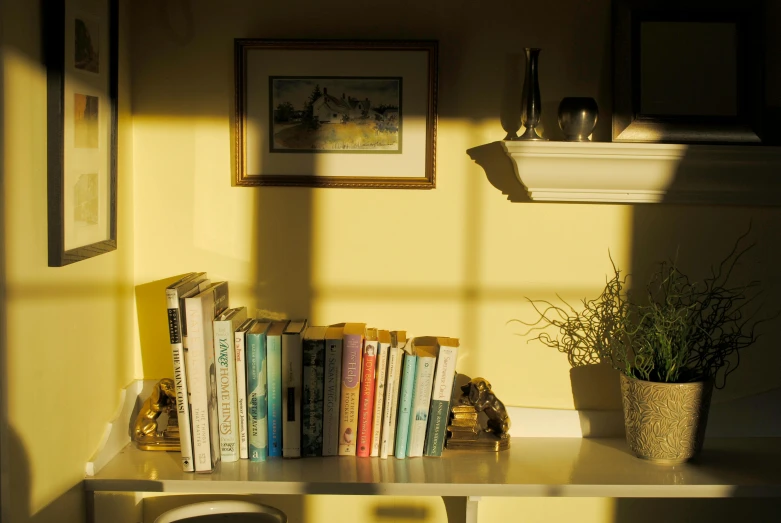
<box><xmin>620</xmin><ymin>374</ymin><xmax>713</xmax><ymax>465</ymax></box>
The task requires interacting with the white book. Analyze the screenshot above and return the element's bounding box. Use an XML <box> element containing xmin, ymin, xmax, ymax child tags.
<box><xmin>380</xmin><ymin>331</ymin><xmax>406</xmax><ymax>459</ymax></box>
<box><xmin>234</xmin><ymin>317</ymin><xmax>255</xmax><ymax>460</ymax></box>
<box><xmin>185</xmin><ymin>281</ymin><xmax>229</xmax><ymax>473</ymax></box>
<box><xmin>165</xmin><ymin>273</ymin><xmax>209</xmax><ymax>472</ymax></box>
<box><xmin>322</xmin><ymin>324</ymin><xmax>344</xmax><ymax>456</ymax></box>
<box><xmin>406</xmin><ymin>338</ymin><xmax>439</xmax><ymax>458</ymax></box>
<box><xmin>282</xmin><ymin>319</ymin><xmax>308</xmax><ymax>458</ymax></box>
<box><xmin>370</xmin><ymin>330</ymin><xmax>391</xmax><ymax>457</ymax></box>
<box><xmin>213</xmin><ymin>306</ymin><xmax>248</xmax><ymax>463</ymax></box>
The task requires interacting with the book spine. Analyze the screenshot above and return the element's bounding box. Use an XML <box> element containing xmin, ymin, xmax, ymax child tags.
<box><xmin>234</xmin><ymin>328</ymin><xmax>249</xmax><ymax>460</ymax></box>
<box><xmin>407</xmin><ymin>354</ymin><xmax>436</xmax><ymax>457</ymax></box>
<box><xmin>356</xmin><ymin>342</ymin><xmax>377</xmax><ymax>457</ymax></box>
<box><xmin>338</xmin><ymin>334</ymin><xmax>363</xmax><ymax>455</ymax></box>
<box><xmin>380</xmin><ymin>347</ymin><xmax>400</xmax><ymax>459</ymax></box>
<box><xmin>214</xmin><ymin>320</ymin><xmax>239</xmax><ymax>462</ymax></box>
<box><xmin>424</xmin><ymin>345</ymin><xmax>459</xmax><ymax>457</ymax></box>
<box><xmin>246</xmin><ymin>332</ymin><xmax>268</xmax><ymax>462</ymax></box>
<box><xmin>267</xmin><ymin>335</ymin><xmax>283</xmax><ymax>457</ymax></box>
<box><xmin>166</xmin><ymin>289</ymin><xmax>194</xmax><ymax>472</ymax></box>
<box><xmin>302</xmin><ymin>338</ymin><xmax>325</xmax><ymax>457</ymax></box>
<box><xmin>282</xmin><ymin>332</ymin><xmax>303</xmax><ymax>458</ymax></box>
<box><xmin>394</xmin><ymin>354</ymin><xmax>417</xmax><ymax>459</ymax></box>
<box><xmin>370</xmin><ymin>342</ymin><xmax>389</xmax><ymax>457</ymax></box>
<box><xmin>322</xmin><ymin>338</ymin><xmax>343</xmax><ymax>456</ymax></box>
<box><xmin>185</xmin><ymin>297</ymin><xmax>216</xmax><ymax>472</ymax></box>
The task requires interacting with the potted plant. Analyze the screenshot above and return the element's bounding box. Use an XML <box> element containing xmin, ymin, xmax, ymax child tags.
<box><xmin>518</xmin><ymin>231</ymin><xmax>767</xmax><ymax>464</ymax></box>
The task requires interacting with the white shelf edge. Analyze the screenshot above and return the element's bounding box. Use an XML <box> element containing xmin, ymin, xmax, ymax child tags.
<box><xmin>500</xmin><ymin>141</ymin><xmax>781</xmax><ymax>204</ymax></box>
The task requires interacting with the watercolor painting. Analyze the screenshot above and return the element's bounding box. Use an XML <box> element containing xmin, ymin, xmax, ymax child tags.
<box><xmin>73</xmin><ymin>172</ymin><xmax>98</xmax><ymax>225</ymax></box>
<box><xmin>270</xmin><ymin>76</ymin><xmax>401</xmax><ymax>152</ymax></box>
<box><xmin>74</xmin><ymin>93</ymin><xmax>99</xmax><ymax>148</ymax></box>
<box><xmin>75</xmin><ymin>18</ymin><xmax>99</xmax><ymax>73</ymax></box>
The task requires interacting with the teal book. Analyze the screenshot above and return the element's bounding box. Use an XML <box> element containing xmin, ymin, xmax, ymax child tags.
<box><xmin>394</xmin><ymin>351</ymin><xmax>417</xmax><ymax>459</ymax></box>
<box><xmin>246</xmin><ymin>320</ymin><xmax>271</xmax><ymax>462</ymax></box>
<box><xmin>266</xmin><ymin>320</ymin><xmax>289</xmax><ymax>457</ymax></box>
<box><xmin>302</xmin><ymin>326</ymin><xmax>327</xmax><ymax>457</ymax></box>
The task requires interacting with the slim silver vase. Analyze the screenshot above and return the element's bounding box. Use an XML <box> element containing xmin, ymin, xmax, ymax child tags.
<box><xmin>517</xmin><ymin>48</ymin><xmax>544</xmax><ymax>141</ymax></box>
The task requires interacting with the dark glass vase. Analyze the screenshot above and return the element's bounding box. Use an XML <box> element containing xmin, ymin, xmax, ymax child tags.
<box><xmin>518</xmin><ymin>48</ymin><xmax>544</xmax><ymax>141</ymax></box>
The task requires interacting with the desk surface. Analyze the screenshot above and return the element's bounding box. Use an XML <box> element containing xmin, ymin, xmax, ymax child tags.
<box><xmin>84</xmin><ymin>438</ymin><xmax>781</xmax><ymax>497</ymax></box>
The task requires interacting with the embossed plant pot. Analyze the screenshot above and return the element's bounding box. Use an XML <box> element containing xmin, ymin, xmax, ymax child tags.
<box><xmin>620</xmin><ymin>374</ymin><xmax>713</xmax><ymax>465</ymax></box>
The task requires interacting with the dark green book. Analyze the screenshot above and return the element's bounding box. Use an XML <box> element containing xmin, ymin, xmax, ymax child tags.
<box><xmin>302</xmin><ymin>326</ymin><xmax>327</xmax><ymax>457</ymax></box>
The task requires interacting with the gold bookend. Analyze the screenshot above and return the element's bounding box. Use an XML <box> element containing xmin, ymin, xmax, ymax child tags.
<box><xmin>133</xmin><ymin>378</ymin><xmax>181</xmax><ymax>451</ymax></box>
<box><xmin>445</xmin><ymin>376</ymin><xmax>511</xmax><ymax>452</ymax></box>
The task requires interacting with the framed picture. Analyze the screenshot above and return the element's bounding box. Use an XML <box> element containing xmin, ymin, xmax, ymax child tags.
<box><xmin>612</xmin><ymin>0</ymin><xmax>763</xmax><ymax>143</ymax></box>
<box><xmin>234</xmin><ymin>39</ymin><xmax>438</xmax><ymax>188</ymax></box>
<box><xmin>45</xmin><ymin>0</ymin><xmax>118</xmax><ymax>266</ymax></box>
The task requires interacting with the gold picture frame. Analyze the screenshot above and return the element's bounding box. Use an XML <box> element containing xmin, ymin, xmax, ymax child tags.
<box><xmin>234</xmin><ymin>39</ymin><xmax>438</xmax><ymax>189</ymax></box>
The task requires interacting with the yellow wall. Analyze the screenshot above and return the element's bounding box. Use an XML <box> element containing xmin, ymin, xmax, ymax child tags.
<box><xmin>1</xmin><ymin>0</ymin><xmax>135</xmax><ymax>521</ymax></box>
<box><xmin>127</xmin><ymin>1</ymin><xmax>781</xmax><ymax>522</ymax></box>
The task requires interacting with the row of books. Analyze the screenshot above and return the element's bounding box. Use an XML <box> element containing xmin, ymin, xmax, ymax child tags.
<box><xmin>165</xmin><ymin>272</ymin><xmax>460</xmax><ymax>473</ymax></box>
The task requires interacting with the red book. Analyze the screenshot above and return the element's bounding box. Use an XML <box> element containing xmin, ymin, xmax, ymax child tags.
<box><xmin>356</xmin><ymin>328</ymin><xmax>379</xmax><ymax>457</ymax></box>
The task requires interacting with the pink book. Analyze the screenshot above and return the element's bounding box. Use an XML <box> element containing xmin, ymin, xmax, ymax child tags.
<box><xmin>356</xmin><ymin>329</ymin><xmax>378</xmax><ymax>457</ymax></box>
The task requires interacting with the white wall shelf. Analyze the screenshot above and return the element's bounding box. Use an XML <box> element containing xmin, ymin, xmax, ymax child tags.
<box><xmin>86</xmin><ymin>437</ymin><xmax>781</xmax><ymax>498</ymax></box>
<box><xmin>500</xmin><ymin>141</ymin><xmax>781</xmax><ymax>204</ymax></box>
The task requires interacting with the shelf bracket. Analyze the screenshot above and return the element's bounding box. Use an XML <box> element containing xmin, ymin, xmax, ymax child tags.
<box><xmin>442</xmin><ymin>496</ymin><xmax>481</xmax><ymax>523</ymax></box>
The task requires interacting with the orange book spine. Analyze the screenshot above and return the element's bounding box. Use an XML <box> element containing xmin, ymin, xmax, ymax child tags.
<box><xmin>356</xmin><ymin>337</ymin><xmax>377</xmax><ymax>457</ymax></box>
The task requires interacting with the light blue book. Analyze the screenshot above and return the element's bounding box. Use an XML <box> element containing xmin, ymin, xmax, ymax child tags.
<box><xmin>246</xmin><ymin>320</ymin><xmax>271</xmax><ymax>462</ymax></box>
<box><xmin>266</xmin><ymin>320</ymin><xmax>289</xmax><ymax>457</ymax></box>
<box><xmin>394</xmin><ymin>352</ymin><xmax>417</xmax><ymax>459</ymax></box>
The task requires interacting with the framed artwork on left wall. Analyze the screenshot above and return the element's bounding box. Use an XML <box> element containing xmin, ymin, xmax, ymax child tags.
<box><xmin>45</xmin><ymin>0</ymin><xmax>118</xmax><ymax>266</ymax></box>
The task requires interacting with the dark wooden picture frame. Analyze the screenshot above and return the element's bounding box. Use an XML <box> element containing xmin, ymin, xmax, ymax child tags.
<box><xmin>612</xmin><ymin>0</ymin><xmax>763</xmax><ymax>144</ymax></box>
<box><xmin>46</xmin><ymin>0</ymin><xmax>118</xmax><ymax>266</ymax></box>
<box><xmin>234</xmin><ymin>39</ymin><xmax>438</xmax><ymax>188</ymax></box>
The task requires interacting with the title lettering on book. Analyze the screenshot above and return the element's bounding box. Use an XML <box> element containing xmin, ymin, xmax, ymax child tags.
<box><xmin>168</xmin><ymin>309</ymin><xmax>181</xmax><ymax>343</ymax></box>
<box><xmin>173</xmin><ymin>351</ymin><xmax>185</xmax><ymax>415</ymax></box>
<box><xmin>250</xmin><ymin>395</ymin><xmax>258</xmax><ymax>436</ymax></box>
<box><xmin>325</xmin><ymin>350</ymin><xmax>337</xmax><ymax>413</ymax></box>
<box><xmin>219</xmin><ymin>365</ymin><xmax>231</xmax><ymax>434</ymax></box>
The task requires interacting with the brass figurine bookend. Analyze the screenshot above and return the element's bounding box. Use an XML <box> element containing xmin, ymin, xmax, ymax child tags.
<box><xmin>133</xmin><ymin>378</ymin><xmax>181</xmax><ymax>451</ymax></box>
<box><xmin>446</xmin><ymin>377</ymin><xmax>511</xmax><ymax>451</ymax></box>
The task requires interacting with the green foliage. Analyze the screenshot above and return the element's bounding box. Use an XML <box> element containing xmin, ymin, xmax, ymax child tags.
<box><xmin>515</xmin><ymin>230</ymin><xmax>767</xmax><ymax>388</ymax></box>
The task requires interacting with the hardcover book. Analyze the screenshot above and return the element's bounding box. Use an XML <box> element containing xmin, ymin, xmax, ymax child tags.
<box><xmin>338</xmin><ymin>322</ymin><xmax>365</xmax><ymax>456</ymax></box>
<box><xmin>322</xmin><ymin>324</ymin><xmax>344</xmax><ymax>456</ymax></box>
<box><xmin>370</xmin><ymin>329</ymin><xmax>391</xmax><ymax>457</ymax></box>
<box><xmin>246</xmin><ymin>320</ymin><xmax>272</xmax><ymax>462</ymax></box>
<box><xmin>423</xmin><ymin>337</ymin><xmax>460</xmax><ymax>457</ymax></box>
<box><xmin>302</xmin><ymin>325</ymin><xmax>328</xmax><ymax>457</ymax></box>
<box><xmin>380</xmin><ymin>330</ymin><xmax>405</xmax><ymax>459</ymax></box>
<box><xmin>394</xmin><ymin>348</ymin><xmax>416</xmax><ymax>459</ymax></box>
<box><xmin>184</xmin><ymin>281</ymin><xmax>230</xmax><ymax>472</ymax></box>
<box><xmin>406</xmin><ymin>338</ymin><xmax>439</xmax><ymax>457</ymax></box>
<box><xmin>357</xmin><ymin>328</ymin><xmax>378</xmax><ymax>457</ymax></box>
<box><xmin>165</xmin><ymin>272</ymin><xmax>207</xmax><ymax>472</ymax></box>
<box><xmin>212</xmin><ymin>306</ymin><xmax>248</xmax><ymax>463</ymax></box>
<box><xmin>234</xmin><ymin>317</ymin><xmax>255</xmax><ymax>459</ymax></box>
<box><xmin>266</xmin><ymin>320</ymin><xmax>289</xmax><ymax>457</ymax></box>
<box><xmin>282</xmin><ymin>319</ymin><xmax>308</xmax><ymax>458</ymax></box>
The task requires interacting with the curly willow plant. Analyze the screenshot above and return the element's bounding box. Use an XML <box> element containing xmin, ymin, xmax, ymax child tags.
<box><xmin>514</xmin><ymin>230</ymin><xmax>768</xmax><ymax>389</ymax></box>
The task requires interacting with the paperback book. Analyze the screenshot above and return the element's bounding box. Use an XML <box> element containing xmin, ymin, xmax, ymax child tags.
<box><xmin>370</xmin><ymin>329</ymin><xmax>390</xmax><ymax>457</ymax></box>
<box><xmin>424</xmin><ymin>337</ymin><xmax>460</xmax><ymax>457</ymax></box>
<box><xmin>357</xmin><ymin>328</ymin><xmax>378</xmax><ymax>457</ymax></box>
<box><xmin>266</xmin><ymin>320</ymin><xmax>289</xmax><ymax>457</ymax></box>
<box><xmin>338</xmin><ymin>323</ymin><xmax>365</xmax><ymax>456</ymax></box>
<box><xmin>246</xmin><ymin>320</ymin><xmax>272</xmax><ymax>462</ymax></box>
<box><xmin>406</xmin><ymin>337</ymin><xmax>439</xmax><ymax>457</ymax></box>
<box><xmin>282</xmin><ymin>319</ymin><xmax>308</xmax><ymax>458</ymax></box>
<box><xmin>234</xmin><ymin>317</ymin><xmax>255</xmax><ymax>459</ymax></box>
<box><xmin>322</xmin><ymin>324</ymin><xmax>344</xmax><ymax>456</ymax></box>
<box><xmin>302</xmin><ymin>325</ymin><xmax>327</xmax><ymax>457</ymax></box>
<box><xmin>184</xmin><ymin>281</ymin><xmax>229</xmax><ymax>472</ymax></box>
<box><xmin>212</xmin><ymin>306</ymin><xmax>248</xmax><ymax>463</ymax></box>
